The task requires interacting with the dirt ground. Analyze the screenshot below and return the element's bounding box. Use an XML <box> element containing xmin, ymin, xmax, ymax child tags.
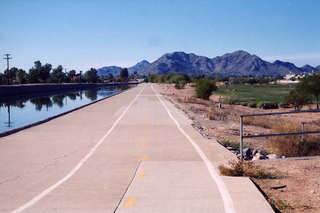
<box><xmin>156</xmin><ymin>83</ymin><xmax>320</xmax><ymax>213</ymax></box>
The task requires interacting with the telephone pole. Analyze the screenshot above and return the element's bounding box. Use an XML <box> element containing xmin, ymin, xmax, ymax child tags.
<box><xmin>3</xmin><ymin>54</ymin><xmax>12</xmax><ymax>84</ymax></box>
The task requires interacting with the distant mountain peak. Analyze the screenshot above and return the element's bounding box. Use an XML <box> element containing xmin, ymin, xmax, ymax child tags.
<box><xmin>300</xmin><ymin>64</ymin><xmax>317</xmax><ymax>73</ymax></box>
<box><xmin>98</xmin><ymin>50</ymin><xmax>318</xmax><ymax>77</ymax></box>
<box><xmin>231</xmin><ymin>50</ymin><xmax>251</xmax><ymax>55</ymax></box>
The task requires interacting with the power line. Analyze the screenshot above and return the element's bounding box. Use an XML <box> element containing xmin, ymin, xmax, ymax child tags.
<box><xmin>3</xmin><ymin>54</ymin><xmax>12</xmax><ymax>71</ymax></box>
<box><xmin>3</xmin><ymin>54</ymin><xmax>12</xmax><ymax>84</ymax></box>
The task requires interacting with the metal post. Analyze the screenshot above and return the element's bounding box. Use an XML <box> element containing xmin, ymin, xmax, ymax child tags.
<box><xmin>301</xmin><ymin>122</ymin><xmax>305</xmax><ymax>141</ymax></box>
<box><xmin>240</xmin><ymin>116</ymin><xmax>244</xmax><ymax>160</ymax></box>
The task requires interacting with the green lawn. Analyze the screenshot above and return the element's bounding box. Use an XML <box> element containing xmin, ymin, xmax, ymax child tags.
<box><xmin>215</xmin><ymin>83</ymin><xmax>296</xmax><ymax>104</ymax></box>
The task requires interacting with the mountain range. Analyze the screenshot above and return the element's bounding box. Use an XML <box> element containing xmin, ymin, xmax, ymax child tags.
<box><xmin>97</xmin><ymin>50</ymin><xmax>320</xmax><ymax>77</ymax></box>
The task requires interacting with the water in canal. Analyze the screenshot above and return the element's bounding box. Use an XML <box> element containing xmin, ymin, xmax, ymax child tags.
<box><xmin>0</xmin><ymin>86</ymin><xmax>131</xmax><ymax>133</ymax></box>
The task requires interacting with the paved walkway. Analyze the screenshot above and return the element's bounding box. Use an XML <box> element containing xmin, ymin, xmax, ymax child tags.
<box><xmin>0</xmin><ymin>84</ymin><xmax>273</xmax><ymax>213</ymax></box>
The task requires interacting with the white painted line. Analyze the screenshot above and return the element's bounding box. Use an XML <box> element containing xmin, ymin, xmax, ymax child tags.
<box><xmin>151</xmin><ymin>85</ymin><xmax>236</xmax><ymax>213</ymax></box>
<box><xmin>10</xmin><ymin>85</ymin><xmax>146</xmax><ymax>213</ymax></box>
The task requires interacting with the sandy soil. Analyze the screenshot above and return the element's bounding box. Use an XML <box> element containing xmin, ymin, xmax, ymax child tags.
<box><xmin>156</xmin><ymin>83</ymin><xmax>320</xmax><ymax>213</ymax></box>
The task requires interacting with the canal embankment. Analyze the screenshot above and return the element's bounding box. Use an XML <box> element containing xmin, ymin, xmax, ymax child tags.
<box><xmin>0</xmin><ymin>84</ymin><xmax>135</xmax><ymax>136</ymax></box>
<box><xmin>0</xmin><ymin>82</ymin><xmax>138</xmax><ymax>98</ymax></box>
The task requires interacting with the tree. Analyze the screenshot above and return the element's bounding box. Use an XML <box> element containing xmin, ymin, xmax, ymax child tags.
<box><xmin>16</xmin><ymin>69</ymin><xmax>28</xmax><ymax>84</ymax></box>
<box><xmin>285</xmin><ymin>90</ymin><xmax>311</xmax><ymax>110</ymax></box>
<box><xmin>195</xmin><ymin>78</ymin><xmax>217</xmax><ymax>100</ymax></box>
<box><xmin>28</xmin><ymin>61</ymin><xmax>52</xmax><ymax>83</ymax></box>
<box><xmin>67</xmin><ymin>70</ymin><xmax>77</xmax><ymax>82</ymax></box>
<box><xmin>120</xmin><ymin>68</ymin><xmax>129</xmax><ymax>81</ymax></box>
<box><xmin>297</xmin><ymin>73</ymin><xmax>320</xmax><ymax>109</ymax></box>
<box><xmin>0</xmin><ymin>73</ymin><xmax>6</xmax><ymax>85</ymax></box>
<box><xmin>40</xmin><ymin>63</ymin><xmax>52</xmax><ymax>83</ymax></box>
<box><xmin>4</xmin><ymin>67</ymin><xmax>18</xmax><ymax>84</ymax></box>
<box><xmin>84</xmin><ymin>68</ymin><xmax>99</xmax><ymax>83</ymax></box>
<box><xmin>50</xmin><ymin>65</ymin><xmax>66</xmax><ymax>83</ymax></box>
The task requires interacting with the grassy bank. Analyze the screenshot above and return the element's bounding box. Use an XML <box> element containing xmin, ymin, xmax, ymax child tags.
<box><xmin>215</xmin><ymin>83</ymin><xmax>295</xmax><ymax>105</ymax></box>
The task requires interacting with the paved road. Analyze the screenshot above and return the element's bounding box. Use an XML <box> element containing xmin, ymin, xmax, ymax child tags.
<box><xmin>0</xmin><ymin>84</ymin><xmax>273</xmax><ymax>213</ymax></box>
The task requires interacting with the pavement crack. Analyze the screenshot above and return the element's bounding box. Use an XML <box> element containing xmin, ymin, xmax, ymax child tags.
<box><xmin>113</xmin><ymin>161</ymin><xmax>142</xmax><ymax>213</ymax></box>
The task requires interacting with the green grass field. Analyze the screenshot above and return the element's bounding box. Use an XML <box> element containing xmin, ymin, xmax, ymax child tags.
<box><xmin>215</xmin><ymin>83</ymin><xmax>296</xmax><ymax>104</ymax></box>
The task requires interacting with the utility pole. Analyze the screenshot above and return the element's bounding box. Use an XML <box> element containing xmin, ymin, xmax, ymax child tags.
<box><xmin>3</xmin><ymin>54</ymin><xmax>12</xmax><ymax>84</ymax></box>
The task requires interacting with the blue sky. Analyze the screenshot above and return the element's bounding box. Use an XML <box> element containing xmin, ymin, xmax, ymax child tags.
<box><xmin>1</xmin><ymin>0</ymin><xmax>320</xmax><ymax>72</ymax></box>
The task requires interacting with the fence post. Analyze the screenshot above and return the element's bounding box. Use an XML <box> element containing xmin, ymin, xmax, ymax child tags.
<box><xmin>301</xmin><ymin>122</ymin><xmax>305</xmax><ymax>141</ymax></box>
<box><xmin>240</xmin><ymin>115</ymin><xmax>244</xmax><ymax>160</ymax></box>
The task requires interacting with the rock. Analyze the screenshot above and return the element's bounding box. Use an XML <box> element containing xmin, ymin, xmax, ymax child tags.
<box><xmin>267</xmin><ymin>154</ymin><xmax>280</xmax><ymax>159</ymax></box>
<box><xmin>252</xmin><ymin>153</ymin><xmax>262</xmax><ymax>161</ymax></box>
<box><xmin>258</xmin><ymin>149</ymin><xmax>268</xmax><ymax>156</ymax></box>
<box><xmin>252</xmin><ymin>152</ymin><xmax>267</xmax><ymax>161</ymax></box>
<box><xmin>226</xmin><ymin>146</ymin><xmax>235</xmax><ymax>151</ymax></box>
<box><xmin>243</xmin><ymin>148</ymin><xmax>252</xmax><ymax>159</ymax></box>
<box><xmin>252</xmin><ymin>149</ymin><xmax>258</xmax><ymax>156</ymax></box>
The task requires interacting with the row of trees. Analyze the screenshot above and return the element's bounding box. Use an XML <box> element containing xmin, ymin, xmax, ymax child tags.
<box><xmin>0</xmin><ymin>61</ymin><xmax>131</xmax><ymax>85</ymax></box>
<box><xmin>147</xmin><ymin>73</ymin><xmax>217</xmax><ymax>99</ymax></box>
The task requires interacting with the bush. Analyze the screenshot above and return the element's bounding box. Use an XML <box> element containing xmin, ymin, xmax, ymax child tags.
<box><xmin>219</xmin><ymin>160</ymin><xmax>276</xmax><ymax>179</ymax></box>
<box><xmin>148</xmin><ymin>73</ymin><xmax>191</xmax><ymax>84</ymax></box>
<box><xmin>195</xmin><ymin>78</ymin><xmax>217</xmax><ymax>100</ymax></box>
<box><xmin>285</xmin><ymin>89</ymin><xmax>311</xmax><ymax>110</ymax></box>
<box><xmin>278</xmin><ymin>103</ymin><xmax>290</xmax><ymax>108</ymax></box>
<box><xmin>257</xmin><ymin>102</ymin><xmax>279</xmax><ymax>109</ymax></box>
<box><xmin>248</xmin><ymin>103</ymin><xmax>257</xmax><ymax>108</ymax></box>
<box><xmin>174</xmin><ymin>80</ymin><xmax>186</xmax><ymax>89</ymax></box>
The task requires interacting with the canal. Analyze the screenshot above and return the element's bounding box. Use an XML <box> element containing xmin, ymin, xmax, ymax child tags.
<box><xmin>0</xmin><ymin>86</ymin><xmax>131</xmax><ymax>134</ymax></box>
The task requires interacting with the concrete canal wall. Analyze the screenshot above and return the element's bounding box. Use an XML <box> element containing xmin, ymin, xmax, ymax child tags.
<box><xmin>0</xmin><ymin>82</ymin><xmax>137</xmax><ymax>97</ymax></box>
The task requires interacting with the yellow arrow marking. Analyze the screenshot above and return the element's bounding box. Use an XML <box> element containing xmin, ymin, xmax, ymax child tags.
<box><xmin>143</xmin><ymin>143</ymin><xmax>150</xmax><ymax>148</ymax></box>
<box><xmin>140</xmin><ymin>154</ymin><xmax>149</xmax><ymax>161</ymax></box>
<box><xmin>124</xmin><ymin>197</ymin><xmax>136</xmax><ymax>207</ymax></box>
<box><xmin>137</xmin><ymin>172</ymin><xmax>145</xmax><ymax>178</ymax></box>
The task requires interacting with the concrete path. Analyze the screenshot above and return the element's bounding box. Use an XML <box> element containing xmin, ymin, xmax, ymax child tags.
<box><xmin>0</xmin><ymin>84</ymin><xmax>273</xmax><ymax>213</ymax></box>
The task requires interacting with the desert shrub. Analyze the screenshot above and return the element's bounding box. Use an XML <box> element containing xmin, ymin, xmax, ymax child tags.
<box><xmin>257</xmin><ymin>102</ymin><xmax>279</xmax><ymax>109</ymax></box>
<box><xmin>174</xmin><ymin>80</ymin><xmax>186</xmax><ymax>89</ymax></box>
<box><xmin>285</xmin><ymin>89</ymin><xmax>311</xmax><ymax>110</ymax></box>
<box><xmin>248</xmin><ymin>103</ymin><xmax>257</xmax><ymax>108</ymax></box>
<box><xmin>219</xmin><ymin>160</ymin><xmax>276</xmax><ymax>179</ymax></box>
<box><xmin>278</xmin><ymin>103</ymin><xmax>290</xmax><ymax>108</ymax></box>
<box><xmin>195</xmin><ymin>78</ymin><xmax>217</xmax><ymax>100</ymax></box>
<box><xmin>148</xmin><ymin>73</ymin><xmax>191</xmax><ymax>84</ymax></box>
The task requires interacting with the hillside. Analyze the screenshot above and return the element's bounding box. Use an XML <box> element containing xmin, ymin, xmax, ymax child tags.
<box><xmin>98</xmin><ymin>51</ymin><xmax>320</xmax><ymax>77</ymax></box>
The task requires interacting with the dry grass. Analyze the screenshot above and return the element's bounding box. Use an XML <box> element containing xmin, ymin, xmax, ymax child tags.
<box><xmin>177</xmin><ymin>96</ymin><xmax>212</xmax><ymax>107</ymax></box>
<box><xmin>268</xmin><ymin>123</ymin><xmax>320</xmax><ymax>157</ymax></box>
<box><xmin>243</xmin><ymin>117</ymin><xmax>276</xmax><ymax>129</ymax></box>
<box><xmin>219</xmin><ymin>160</ymin><xmax>277</xmax><ymax>179</ymax></box>
<box><xmin>207</xmin><ymin>106</ymin><xmax>228</xmax><ymax>121</ymax></box>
